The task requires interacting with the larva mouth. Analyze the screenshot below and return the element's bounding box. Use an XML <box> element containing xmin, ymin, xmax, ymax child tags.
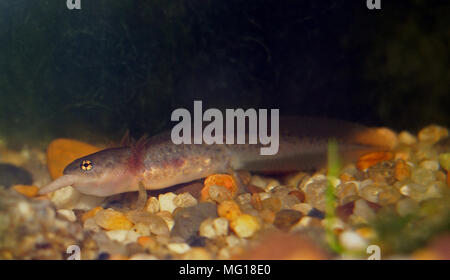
<box><xmin>37</xmin><ymin>175</ymin><xmax>78</xmax><ymax>195</ymax></box>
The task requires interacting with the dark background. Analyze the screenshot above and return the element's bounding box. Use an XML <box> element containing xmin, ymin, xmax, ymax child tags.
<box><xmin>0</xmin><ymin>0</ymin><xmax>448</xmax><ymax>148</ymax></box>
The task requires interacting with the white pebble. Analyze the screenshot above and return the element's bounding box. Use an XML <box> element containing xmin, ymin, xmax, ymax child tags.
<box><xmin>420</xmin><ymin>160</ymin><xmax>440</xmax><ymax>171</ymax></box>
<box><xmin>158</xmin><ymin>192</ymin><xmax>177</xmax><ymax>213</ymax></box>
<box><xmin>339</xmin><ymin>231</ymin><xmax>368</xmax><ymax>251</ymax></box>
<box><xmin>57</xmin><ymin>209</ymin><xmax>76</xmax><ymax>222</ymax></box>
<box><xmin>50</xmin><ymin>186</ymin><xmax>81</xmax><ymax>209</ymax></box>
<box><xmin>173</xmin><ymin>192</ymin><xmax>197</xmax><ymax>208</ymax></box>
<box><xmin>168</xmin><ymin>242</ymin><xmax>191</xmax><ymax>254</ymax></box>
<box><xmin>145</xmin><ymin>197</ymin><xmax>159</xmax><ymax>213</ymax></box>
<box><xmin>156</xmin><ymin>211</ymin><xmax>175</xmax><ymax>231</ymax></box>
<box><xmin>105</xmin><ymin>229</ymin><xmax>129</xmax><ymax>243</ymax></box>
<box><xmin>213</xmin><ymin>217</ymin><xmax>229</xmax><ymax>236</ymax></box>
<box><xmin>106</xmin><ymin>229</ymin><xmax>140</xmax><ymax>244</ymax></box>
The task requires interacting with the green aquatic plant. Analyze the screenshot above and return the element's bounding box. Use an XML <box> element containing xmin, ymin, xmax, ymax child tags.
<box><xmin>372</xmin><ymin>195</ymin><xmax>450</xmax><ymax>254</ymax></box>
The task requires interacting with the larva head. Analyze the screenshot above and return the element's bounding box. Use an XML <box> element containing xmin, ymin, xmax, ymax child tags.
<box><xmin>38</xmin><ymin>147</ymin><xmax>139</xmax><ymax>197</ymax></box>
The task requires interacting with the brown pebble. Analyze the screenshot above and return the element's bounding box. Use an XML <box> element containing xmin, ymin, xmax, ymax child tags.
<box><xmin>251</xmin><ymin>193</ymin><xmax>263</xmax><ymax>211</ymax></box>
<box><xmin>262</xmin><ymin>197</ymin><xmax>282</xmax><ymax>212</ymax></box>
<box><xmin>336</xmin><ymin>201</ymin><xmax>355</xmax><ymax>223</ymax></box>
<box><xmin>273</xmin><ymin>209</ymin><xmax>303</xmax><ymax>231</ymax></box>
<box><xmin>247</xmin><ymin>185</ymin><xmax>265</xmax><ymax>194</ymax></box>
<box><xmin>288</xmin><ymin>190</ymin><xmax>306</xmax><ymax>203</ymax></box>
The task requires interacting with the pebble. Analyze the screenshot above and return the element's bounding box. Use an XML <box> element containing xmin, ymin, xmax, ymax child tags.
<box><xmin>236</xmin><ymin>193</ymin><xmax>252</xmax><ymax>206</ymax></box>
<box><xmin>335</xmin><ymin>182</ymin><xmax>358</xmax><ymax>204</ymax></box>
<box><xmin>357</xmin><ymin>151</ymin><xmax>393</xmax><ymax>171</ymax></box>
<box><xmin>147</xmin><ymin>214</ymin><xmax>170</xmax><ymax>236</ymax></box>
<box><xmin>339</xmin><ymin>230</ymin><xmax>368</xmax><ymax>251</ymax></box>
<box><xmin>259</xmin><ymin>209</ymin><xmax>275</xmax><ymax>224</ymax></box>
<box><xmin>304</xmin><ymin>176</ymin><xmax>327</xmax><ymax>212</ymax></box>
<box><xmin>230</xmin><ymin>214</ymin><xmax>261</xmax><ymax>238</ymax></box>
<box><xmin>168</xmin><ymin>242</ymin><xmax>191</xmax><ymax>254</ymax></box>
<box><xmin>367</xmin><ymin>161</ymin><xmax>396</xmax><ymax>184</ymax></box>
<box><xmin>199</xmin><ymin>217</ymin><xmax>229</xmax><ymax>238</ymax></box>
<box><xmin>105</xmin><ymin>229</ymin><xmax>140</xmax><ymax>244</ymax></box>
<box><xmin>394</xmin><ymin>159</ymin><xmax>411</xmax><ymax>181</ymax></box>
<box><xmin>424</xmin><ymin>181</ymin><xmax>445</xmax><ymax>200</ymax></box>
<box><xmin>336</xmin><ymin>201</ymin><xmax>355</xmax><ymax>223</ymax></box>
<box><xmin>203</xmin><ymin>174</ymin><xmax>238</xmax><ymax>199</ymax></box>
<box><xmin>291</xmin><ymin>203</ymin><xmax>313</xmax><ymax>215</ymax></box>
<box><xmin>352</xmin><ymin>199</ymin><xmax>376</xmax><ymax>223</ymax></box>
<box><xmin>94</xmin><ymin>209</ymin><xmax>134</xmax><ymax>230</ymax></box>
<box><xmin>225</xmin><ymin>235</ymin><xmax>242</xmax><ymax>247</ymax></box>
<box><xmin>258</xmin><ymin>192</ymin><xmax>271</xmax><ymax>201</ymax></box>
<box><xmin>145</xmin><ymin>197</ymin><xmax>160</xmax><ymax>213</ymax></box>
<box><xmin>400</xmin><ymin>183</ymin><xmax>428</xmax><ymax>201</ymax></box>
<box><xmin>420</xmin><ymin>160</ymin><xmax>440</xmax><ymax>171</ymax></box>
<box><xmin>12</xmin><ymin>185</ymin><xmax>39</xmax><ymax>197</ymax></box>
<box><xmin>131</xmin><ymin>223</ymin><xmax>151</xmax><ymax>236</ymax></box>
<box><xmin>171</xmin><ymin>202</ymin><xmax>218</xmax><ymax>240</ymax></box>
<box><xmin>251</xmin><ymin>193</ymin><xmax>263</xmax><ymax>211</ymax></box>
<box><xmin>56</xmin><ymin>209</ymin><xmax>76</xmax><ymax>222</ymax></box>
<box><xmin>288</xmin><ymin>190</ymin><xmax>306</xmax><ymax>203</ymax></box>
<box><xmin>271</xmin><ymin>186</ymin><xmax>302</xmax><ymax>209</ymax></box>
<box><xmin>50</xmin><ymin>186</ymin><xmax>82</xmax><ymax>209</ymax></box>
<box><xmin>173</xmin><ymin>192</ymin><xmax>197</xmax><ymax>208</ymax></box>
<box><xmin>81</xmin><ymin>206</ymin><xmax>103</xmax><ymax>223</ymax></box>
<box><xmin>199</xmin><ymin>218</ymin><xmax>216</xmax><ymax>238</ymax></box>
<box><xmin>208</xmin><ymin>185</ymin><xmax>233</xmax><ymax>203</ymax></box>
<box><xmin>158</xmin><ymin>192</ymin><xmax>177</xmax><ymax>213</ymax></box>
<box><xmin>284</xmin><ymin>172</ymin><xmax>309</xmax><ymax>188</ymax></box>
<box><xmin>264</xmin><ymin>179</ymin><xmax>281</xmax><ymax>192</ymax></box>
<box><xmin>359</xmin><ymin>184</ymin><xmax>400</xmax><ymax>205</ymax></box>
<box><xmin>411</xmin><ymin>167</ymin><xmax>436</xmax><ymax>186</ymax></box>
<box><xmin>398</xmin><ymin>131</ymin><xmax>417</xmax><ymax>145</ymax></box>
<box><xmin>377</xmin><ymin>186</ymin><xmax>401</xmax><ymax>206</ymax></box>
<box><xmin>418</xmin><ymin>125</ymin><xmax>448</xmax><ymax>144</ymax></box>
<box><xmin>249</xmin><ymin>175</ymin><xmax>269</xmax><ymax>189</ymax></box>
<box><xmin>247</xmin><ymin>184</ymin><xmax>265</xmax><ymax>194</ymax></box>
<box><xmin>262</xmin><ymin>197</ymin><xmax>282</xmax><ymax>212</ymax></box>
<box><xmin>307</xmin><ymin>208</ymin><xmax>325</xmax><ymax>219</ymax></box>
<box><xmin>156</xmin><ymin>211</ymin><xmax>175</xmax><ymax>231</ymax></box>
<box><xmin>181</xmin><ymin>247</ymin><xmax>212</xmax><ymax>260</ymax></box>
<box><xmin>273</xmin><ymin>209</ymin><xmax>303</xmax><ymax>231</ymax></box>
<box><xmin>83</xmin><ymin>217</ymin><xmax>101</xmax><ymax>232</ymax></box>
<box><xmin>137</xmin><ymin>236</ymin><xmax>156</xmax><ymax>250</ymax></box>
<box><xmin>217</xmin><ymin>200</ymin><xmax>241</xmax><ymax>221</ymax></box>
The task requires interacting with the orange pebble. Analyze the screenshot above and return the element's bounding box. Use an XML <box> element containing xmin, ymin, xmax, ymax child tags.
<box><xmin>109</xmin><ymin>254</ymin><xmax>129</xmax><ymax>260</ymax></box>
<box><xmin>394</xmin><ymin>159</ymin><xmax>411</xmax><ymax>182</ymax></box>
<box><xmin>217</xmin><ymin>200</ymin><xmax>242</xmax><ymax>221</ymax></box>
<box><xmin>12</xmin><ymin>185</ymin><xmax>39</xmax><ymax>197</ymax></box>
<box><xmin>356</xmin><ymin>151</ymin><xmax>393</xmax><ymax>170</ymax></box>
<box><xmin>201</xmin><ymin>174</ymin><xmax>238</xmax><ymax>201</ymax></box>
<box><xmin>137</xmin><ymin>236</ymin><xmax>156</xmax><ymax>249</ymax></box>
<box><xmin>47</xmin><ymin>138</ymin><xmax>102</xmax><ymax>180</ymax></box>
<box><xmin>81</xmin><ymin>206</ymin><xmax>103</xmax><ymax>223</ymax></box>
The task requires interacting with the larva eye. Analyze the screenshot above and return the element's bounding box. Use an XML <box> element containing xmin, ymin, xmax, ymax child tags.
<box><xmin>80</xmin><ymin>160</ymin><xmax>93</xmax><ymax>171</ymax></box>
